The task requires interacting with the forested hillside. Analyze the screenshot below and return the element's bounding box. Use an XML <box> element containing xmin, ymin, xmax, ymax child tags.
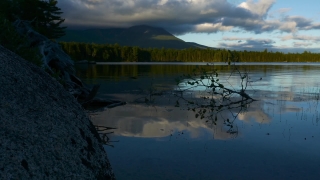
<box><xmin>58</xmin><ymin>25</ymin><xmax>212</xmax><ymax>49</ymax></box>
<box><xmin>60</xmin><ymin>42</ymin><xmax>320</xmax><ymax>62</ymax></box>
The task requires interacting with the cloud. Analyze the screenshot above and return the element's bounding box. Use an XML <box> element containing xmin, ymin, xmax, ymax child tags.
<box><xmin>281</xmin><ymin>16</ymin><xmax>320</xmax><ymax>31</ymax></box>
<box><xmin>279</xmin><ymin>33</ymin><xmax>320</xmax><ymax>51</ymax></box>
<box><xmin>238</xmin><ymin>0</ymin><xmax>274</xmax><ymax>18</ymax></box>
<box><xmin>57</xmin><ymin>0</ymin><xmax>320</xmax><ymax>35</ymax></box>
<box><xmin>268</xmin><ymin>8</ymin><xmax>291</xmax><ymax>19</ymax></box>
<box><xmin>194</xmin><ymin>23</ymin><xmax>233</xmax><ymax>33</ymax></box>
<box><xmin>57</xmin><ymin>0</ymin><xmax>266</xmax><ymax>33</ymax></box>
<box><xmin>293</xmin><ymin>42</ymin><xmax>313</xmax><ymax>47</ymax></box>
<box><xmin>219</xmin><ymin>36</ymin><xmax>320</xmax><ymax>53</ymax></box>
<box><xmin>277</xmin><ymin>8</ymin><xmax>291</xmax><ymax>14</ymax></box>
<box><xmin>284</xmin><ymin>16</ymin><xmax>312</xmax><ymax>28</ymax></box>
<box><xmin>221</xmin><ymin>37</ymin><xmax>275</xmax><ymax>48</ymax></box>
<box><xmin>280</xmin><ymin>34</ymin><xmax>320</xmax><ymax>41</ymax></box>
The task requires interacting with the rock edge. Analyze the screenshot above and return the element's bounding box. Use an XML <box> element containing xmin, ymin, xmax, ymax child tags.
<box><xmin>0</xmin><ymin>45</ymin><xmax>115</xmax><ymax>179</ymax></box>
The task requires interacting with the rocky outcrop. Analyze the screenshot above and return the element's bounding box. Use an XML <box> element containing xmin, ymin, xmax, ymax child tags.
<box><xmin>0</xmin><ymin>45</ymin><xmax>115</xmax><ymax>179</ymax></box>
<box><xmin>12</xmin><ymin>20</ymin><xmax>125</xmax><ymax>109</ymax></box>
<box><xmin>12</xmin><ymin>19</ymin><xmax>121</xmax><ymax>108</ymax></box>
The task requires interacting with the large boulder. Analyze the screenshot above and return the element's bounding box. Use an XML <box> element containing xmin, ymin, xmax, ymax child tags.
<box><xmin>0</xmin><ymin>45</ymin><xmax>115</xmax><ymax>179</ymax></box>
<box><xmin>11</xmin><ymin>19</ymin><xmax>124</xmax><ymax>109</ymax></box>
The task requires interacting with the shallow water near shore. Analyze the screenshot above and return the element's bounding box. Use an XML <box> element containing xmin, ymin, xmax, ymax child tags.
<box><xmin>76</xmin><ymin>63</ymin><xmax>320</xmax><ymax>179</ymax></box>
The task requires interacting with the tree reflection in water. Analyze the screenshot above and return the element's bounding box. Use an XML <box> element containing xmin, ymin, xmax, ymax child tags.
<box><xmin>177</xmin><ymin>64</ymin><xmax>261</xmax><ymax>138</ymax></box>
<box><xmin>82</xmin><ymin>63</ymin><xmax>320</xmax><ymax>179</ymax></box>
<box><xmin>135</xmin><ymin>63</ymin><xmax>262</xmax><ymax>139</ymax></box>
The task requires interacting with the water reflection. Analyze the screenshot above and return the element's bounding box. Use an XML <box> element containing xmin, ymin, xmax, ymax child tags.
<box><xmin>77</xmin><ymin>63</ymin><xmax>320</xmax><ymax>179</ymax></box>
<box><xmin>93</xmin><ymin>88</ymin><xmax>318</xmax><ymax>141</ymax></box>
<box><xmin>87</xmin><ymin>67</ymin><xmax>315</xmax><ymax>136</ymax></box>
<box><xmin>91</xmin><ymin>91</ymin><xmax>319</xmax><ymax>142</ymax></box>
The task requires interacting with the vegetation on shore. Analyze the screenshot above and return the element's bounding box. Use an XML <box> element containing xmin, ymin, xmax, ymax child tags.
<box><xmin>0</xmin><ymin>0</ymin><xmax>65</xmax><ymax>66</ymax></box>
<box><xmin>0</xmin><ymin>17</ymin><xmax>43</xmax><ymax>66</ymax></box>
<box><xmin>1</xmin><ymin>0</ymin><xmax>65</xmax><ymax>39</ymax></box>
<box><xmin>60</xmin><ymin>42</ymin><xmax>320</xmax><ymax>63</ymax></box>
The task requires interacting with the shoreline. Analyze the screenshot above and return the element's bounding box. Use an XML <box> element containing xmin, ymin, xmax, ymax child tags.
<box><xmin>0</xmin><ymin>45</ymin><xmax>115</xmax><ymax>179</ymax></box>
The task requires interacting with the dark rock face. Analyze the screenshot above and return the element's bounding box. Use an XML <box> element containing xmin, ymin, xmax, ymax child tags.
<box><xmin>0</xmin><ymin>45</ymin><xmax>115</xmax><ymax>179</ymax></box>
<box><xmin>12</xmin><ymin>20</ymin><xmax>125</xmax><ymax>110</ymax></box>
<box><xmin>12</xmin><ymin>20</ymin><xmax>95</xmax><ymax>104</ymax></box>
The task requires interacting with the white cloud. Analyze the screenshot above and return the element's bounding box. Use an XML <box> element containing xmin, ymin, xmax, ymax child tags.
<box><xmin>278</xmin><ymin>21</ymin><xmax>297</xmax><ymax>32</ymax></box>
<box><xmin>280</xmin><ymin>34</ymin><xmax>320</xmax><ymax>41</ymax></box>
<box><xmin>195</xmin><ymin>23</ymin><xmax>233</xmax><ymax>33</ymax></box>
<box><xmin>238</xmin><ymin>0</ymin><xmax>275</xmax><ymax>17</ymax></box>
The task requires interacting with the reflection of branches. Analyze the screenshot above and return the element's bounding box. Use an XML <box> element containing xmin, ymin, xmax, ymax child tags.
<box><xmin>134</xmin><ymin>85</ymin><xmax>161</xmax><ymax>105</ymax></box>
<box><xmin>133</xmin><ymin>82</ymin><xmax>167</xmax><ymax>111</ymax></box>
<box><xmin>174</xmin><ymin>63</ymin><xmax>259</xmax><ymax>137</ymax></box>
<box><xmin>95</xmin><ymin>125</ymin><xmax>119</xmax><ymax>147</ymax></box>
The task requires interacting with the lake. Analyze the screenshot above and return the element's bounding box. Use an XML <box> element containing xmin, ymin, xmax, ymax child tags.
<box><xmin>76</xmin><ymin>62</ymin><xmax>320</xmax><ymax>180</ymax></box>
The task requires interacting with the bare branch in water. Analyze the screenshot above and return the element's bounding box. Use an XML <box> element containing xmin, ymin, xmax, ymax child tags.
<box><xmin>173</xmin><ymin>61</ymin><xmax>261</xmax><ymax>136</ymax></box>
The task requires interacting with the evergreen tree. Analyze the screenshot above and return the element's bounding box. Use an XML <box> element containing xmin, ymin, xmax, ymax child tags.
<box><xmin>42</xmin><ymin>0</ymin><xmax>66</xmax><ymax>39</ymax></box>
<box><xmin>22</xmin><ymin>0</ymin><xmax>66</xmax><ymax>39</ymax></box>
<box><xmin>0</xmin><ymin>14</ymin><xmax>42</xmax><ymax>66</ymax></box>
<box><xmin>1</xmin><ymin>0</ymin><xmax>66</xmax><ymax>39</ymax></box>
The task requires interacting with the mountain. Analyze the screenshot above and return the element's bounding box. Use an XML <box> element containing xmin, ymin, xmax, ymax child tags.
<box><xmin>58</xmin><ymin>25</ymin><xmax>212</xmax><ymax>49</ymax></box>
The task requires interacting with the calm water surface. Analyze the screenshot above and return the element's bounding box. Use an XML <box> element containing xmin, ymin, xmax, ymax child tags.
<box><xmin>76</xmin><ymin>63</ymin><xmax>320</xmax><ymax>180</ymax></box>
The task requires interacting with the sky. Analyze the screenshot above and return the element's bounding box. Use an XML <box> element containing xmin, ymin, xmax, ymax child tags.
<box><xmin>57</xmin><ymin>0</ymin><xmax>320</xmax><ymax>53</ymax></box>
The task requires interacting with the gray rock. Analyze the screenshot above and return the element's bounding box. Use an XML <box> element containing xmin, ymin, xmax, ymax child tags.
<box><xmin>0</xmin><ymin>45</ymin><xmax>115</xmax><ymax>179</ymax></box>
<box><xmin>12</xmin><ymin>20</ymin><xmax>95</xmax><ymax>104</ymax></box>
<box><xmin>11</xmin><ymin>20</ymin><xmax>125</xmax><ymax>109</ymax></box>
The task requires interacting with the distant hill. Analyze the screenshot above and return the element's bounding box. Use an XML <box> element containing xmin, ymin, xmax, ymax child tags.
<box><xmin>58</xmin><ymin>25</ymin><xmax>213</xmax><ymax>49</ymax></box>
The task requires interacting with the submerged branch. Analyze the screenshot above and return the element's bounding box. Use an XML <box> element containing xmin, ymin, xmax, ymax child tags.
<box><xmin>173</xmin><ymin>63</ymin><xmax>261</xmax><ymax>136</ymax></box>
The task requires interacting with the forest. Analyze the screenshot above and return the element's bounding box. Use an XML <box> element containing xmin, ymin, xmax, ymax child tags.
<box><xmin>60</xmin><ymin>42</ymin><xmax>320</xmax><ymax>63</ymax></box>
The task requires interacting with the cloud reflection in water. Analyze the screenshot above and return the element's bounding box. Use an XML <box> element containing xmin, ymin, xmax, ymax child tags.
<box><xmin>81</xmin><ymin>64</ymin><xmax>320</xmax><ymax>179</ymax></box>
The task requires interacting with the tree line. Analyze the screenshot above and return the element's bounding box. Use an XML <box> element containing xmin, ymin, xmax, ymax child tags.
<box><xmin>60</xmin><ymin>42</ymin><xmax>320</xmax><ymax>63</ymax></box>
